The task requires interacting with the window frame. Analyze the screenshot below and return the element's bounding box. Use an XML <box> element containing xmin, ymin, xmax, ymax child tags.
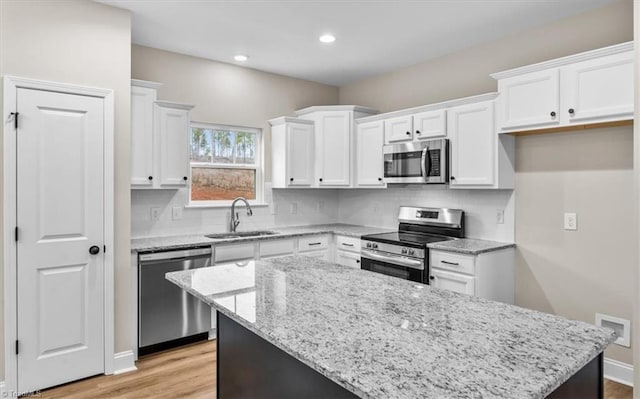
<box><xmin>187</xmin><ymin>121</ymin><xmax>265</xmax><ymax>208</ymax></box>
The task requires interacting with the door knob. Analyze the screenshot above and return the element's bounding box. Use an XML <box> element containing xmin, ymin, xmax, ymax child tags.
<box><xmin>406</xmin><ymin>131</ymin><xmax>411</xmax><ymax>135</ymax></box>
<box><xmin>550</xmin><ymin>111</ymin><xmax>556</xmax><ymax>117</ymax></box>
<box><xmin>429</xmin><ymin>276</ymin><xmax>435</xmax><ymax>280</ymax></box>
<box><xmin>416</xmin><ymin>130</ymin><xmax>421</xmax><ymax>135</ymax></box>
<box><xmin>183</xmin><ymin>176</ymin><xmax>188</xmax><ymax>181</ymax></box>
<box><xmin>568</xmin><ymin>108</ymin><xmax>575</xmax><ymax>115</ymax></box>
<box><xmin>148</xmin><ymin>176</ymin><xmax>153</xmax><ymax>181</ymax></box>
<box><xmin>89</xmin><ymin>246</ymin><xmax>100</xmax><ymax>255</ymax></box>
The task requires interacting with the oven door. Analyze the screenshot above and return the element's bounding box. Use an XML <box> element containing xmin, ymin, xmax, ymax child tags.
<box><xmin>383</xmin><ymin>140</ymin><xmax>448</xmax><ymax>184</ymax></box>
<box><xmin>360</xmin><ymin>249</ymin><xmax>425</xmax><ymax>283</ymax></box>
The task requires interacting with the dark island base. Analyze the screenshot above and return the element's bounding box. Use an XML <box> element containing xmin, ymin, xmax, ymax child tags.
<box><xmin>217</xmin><ymin>312</ymin><xmax>603</xmax><ymax>399</ymax></box>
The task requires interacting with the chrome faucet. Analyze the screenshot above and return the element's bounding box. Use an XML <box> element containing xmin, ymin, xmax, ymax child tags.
<box><xmin>230</xmin><ymin>197</ymin><xmax>253</xmax><ymax>232</ymax></box>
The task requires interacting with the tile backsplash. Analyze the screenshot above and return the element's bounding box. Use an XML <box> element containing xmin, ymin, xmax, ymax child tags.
<box><xmin>132</xmin><ymin>184</ymin><xmax>514</xmax><ymax>242</ymax></box>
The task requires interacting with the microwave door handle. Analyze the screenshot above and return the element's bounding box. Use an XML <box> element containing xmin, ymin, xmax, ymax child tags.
<box><xmin>421</xmin><ymin>148</ymin><xmax>428</xmax><ymax>179</ymax></box>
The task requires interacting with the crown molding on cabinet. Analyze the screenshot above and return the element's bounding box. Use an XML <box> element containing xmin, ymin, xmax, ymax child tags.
<box><xmin>268</xmin><ymin>116</ymin><xmax>314</xmax><ymax>126</ymax></box>
<box><xmin>294</xmin><ymin>105</ymin><xmax>378</xmax><ymax>116</ymax></box>
<box><xmin>355</xmin><ymin>92</ymin><xmax>499</xmax><ymax>124</ymax></box>
<box><xmin>131</xmin><ymin>79</ymin><xmax>163</xmax><ymax>89</ymax></box>
<box><xmin>154</xmin><ymin>100</ymin><xmax>195</xmax><ymax>110</ymax></box>
<box><xmin>490</xmin><ymin>41</ymin><xmax>633</xmax><ymax>80</ymax></box>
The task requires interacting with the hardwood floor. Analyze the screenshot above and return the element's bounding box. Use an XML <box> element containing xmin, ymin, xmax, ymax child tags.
<box><xmin>40</xmin><ymin>340</ymin><xmax>633</xmax><ymax>398</ymax></box>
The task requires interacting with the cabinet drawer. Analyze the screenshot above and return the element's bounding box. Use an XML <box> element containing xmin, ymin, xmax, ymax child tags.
<box><xmin>430</xmin><ymin>250</ymin><xmax>475</xmax><ymax>275</ymax></box>
<box><xmin>336</xmin><ymin>235</ymin><xmax>360</xmax><ymax>253</ymax></box>
<box><xmin>298</xmin><ymin>235</ymin><xmax>329</xmax><ymax>252</ymax></box>
<box><xmin>259</xmin><ymin>240</ymin><xmax>294</xmax><ymax>258</ymax></box>
<box><xmin>215</xmin><ymin>243</ymin><xmax>255</xmax><ymax>263</ymax></box>
<box><xmin>299</xmin><ymin>250</ymin><xmax>328</xmax><ymax>260</ymax></box>
<box><xmin>336</xmin><ymin>250</ymin><xmax>361</xmax><ymax>269</ymax></box>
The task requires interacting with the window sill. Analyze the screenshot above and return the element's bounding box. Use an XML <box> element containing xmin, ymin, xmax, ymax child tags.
<box><xmin>185</xmin><ymin>202</ymin><xmax>269</xmax><ymax>209</ymax></box>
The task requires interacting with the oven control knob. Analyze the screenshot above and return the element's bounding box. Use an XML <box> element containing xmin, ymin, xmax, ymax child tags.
<box><xmin>401</xmin><ymin>248</ymin><xmax>408</xmax><ymax>255</ymax></box>
<box><xmin>366</xmin><ymin>242</ymin><xmax>372</xmax><ymax>248</ymax></box>
<box><xmin>408</xmin><ymin>249</ymin><xmax>415</xmax><ymax>256</ymax></box>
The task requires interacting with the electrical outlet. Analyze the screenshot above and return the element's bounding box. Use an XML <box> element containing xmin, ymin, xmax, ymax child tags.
<box><xmin>172</xmin><ymin>206</ymin><xmax>183</xmax><ymax>220</ymax></box>
<box><xmin>564</xmin><ymin>212</ymin><xmax>577</xmax><ymax>230</ymax></box>
<box><xmin>496</xmin><ymin>209</ymin><xmax>504</xmax><ymax>224</ymax></box>
<box><xmin>290</xmin><ymin>202</ymin><xmax>298</xmax><ymax>215</ymax></box>
<box><xmin>150</xmin><ymin>207</ymin><xmax>161</xmax><ymax>221</ymax></box>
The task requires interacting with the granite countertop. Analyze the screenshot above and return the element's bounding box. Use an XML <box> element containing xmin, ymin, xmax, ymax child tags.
<box><xmin>131</xmin><ymin>223</ymin><xmax>393</xmax><ymax>252</ymax></box>
<box><xmin>428</xmin><ymin>238</ymin><xmax>515</xmax><ymax>255</ymax></box>
<box><xmin>166</xmin><ymin>256</ymin><xmax>615</xmax><ymax>399</ymax></box>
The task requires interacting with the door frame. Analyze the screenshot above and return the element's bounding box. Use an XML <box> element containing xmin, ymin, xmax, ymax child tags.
<box><xmin>2</xmin><ymin>76</ymin><xmax>115</xmax><ymax>393</ymax></box>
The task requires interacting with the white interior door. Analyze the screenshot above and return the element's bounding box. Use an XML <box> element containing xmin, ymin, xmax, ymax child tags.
<box><xmin>16</xmin><ymin>88</ymin><xmax>105</xmax><ymax>392</ymax></box>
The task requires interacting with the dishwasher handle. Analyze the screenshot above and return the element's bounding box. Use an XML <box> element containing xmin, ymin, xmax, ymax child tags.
<box><xmin>139</xmin><ymin>247</ymin><xmax>212</xmax><ymax>262</ymax></box>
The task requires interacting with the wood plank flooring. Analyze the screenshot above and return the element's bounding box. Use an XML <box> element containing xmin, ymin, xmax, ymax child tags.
<box><xmin>40</xmin><ymin>340</ymin><xmax>633</xmax><ymax>398</ymax></box>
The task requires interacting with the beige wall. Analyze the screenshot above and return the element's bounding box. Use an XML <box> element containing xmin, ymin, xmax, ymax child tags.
<box><xmin>131</xmin><ymin>45</ymin><xmax>339</xmax><ymax>181</ymax></box>
<box><xmin>339</xmin><ymin>0</ymin><xmax>633</xmax><ymax>112</ymax></box>
<box><xmin>633</xmin><ymin>1</ymin><xmax>639</xmax><ymax>392</ymax></box>
<box><xmin>338</xmin><ymin>0</ymin><xmax>634</xmax><ymax>364</ymax></box>
<box><xmin>0</xmin><ymin>0</ymin><xmax>132</xmax><ymax>378</ymax></box>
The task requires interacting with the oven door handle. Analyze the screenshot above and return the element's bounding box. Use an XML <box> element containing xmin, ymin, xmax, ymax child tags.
<box><xmin>361</xmin><ymin>249</ymin><xmax>424</xmax><ymax>270</ymax></box>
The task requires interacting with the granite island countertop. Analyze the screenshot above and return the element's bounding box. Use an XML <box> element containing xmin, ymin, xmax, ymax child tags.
<box><xmin>427</xmin><ymin>238</ymin><xmax>515</xmax><ymax>255</ymax></box>
<box><xmin>166</xmin><ymin>256</ymin><xmax>615</xmax><ymax>399</ymax></box>
<box><xmin>131</xmin><ymin>223</ymin><xmax>393</xmax><ymax>252</ymax></box>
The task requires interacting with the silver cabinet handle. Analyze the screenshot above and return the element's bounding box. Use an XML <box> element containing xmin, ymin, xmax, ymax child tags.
<box><xmin>441</xmin><ymin>260</ymin><xmax>459</xmax><ymax>266</ymax></box>
<box><xmin>341</xmin><ymin>243</ymin><xmax>354</xmax><ymax>247</ymax></box>
<box><xmin>308</xmin><ymin>242</ymin><xmax>322</xmax><ymax>246</ymax></box>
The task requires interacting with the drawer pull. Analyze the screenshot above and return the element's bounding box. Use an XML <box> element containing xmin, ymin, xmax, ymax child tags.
<box><xmin>441</xmin><ymin>260</ymin><xmax>459</xmax><ymax>266</ymax></box>
<box><xmin>341</xmin><ymin>243</ymin><xmax>354</xmax><ymax>247</ymax></box>
<box><xmin>308</xmin><ymin>242</ymin><xmax>322</xmax><ymax>246</ymax></box>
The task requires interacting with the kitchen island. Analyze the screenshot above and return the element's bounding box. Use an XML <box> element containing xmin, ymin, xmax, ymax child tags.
<box><xmin>166</xmin><ymin>256</ymin><xmax>615</xmax><ymax>399</ymax></box>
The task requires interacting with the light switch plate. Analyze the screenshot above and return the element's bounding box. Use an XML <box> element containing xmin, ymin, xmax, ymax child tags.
<box><xmin>172</xmin><ymin>206</ymin><xmax>183</xmax><ymax>220</ymax></box>
<box><xmin>496</xmin><ymin>209</ymin><xmax>504</xmax><ymax>224</ymax></box>
<box><xmin>150</xmin><ymin>207</ymin><xmax>161</xmax><ymax>221</ymax></box>
<box><xmin>564</xmin><ymin>212</ymin><xmax>577</xmax><ymax>230</ymax></box>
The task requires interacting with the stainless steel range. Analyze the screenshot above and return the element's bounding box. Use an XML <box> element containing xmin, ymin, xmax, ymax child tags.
<box><xmin>360</xmin><ymin>207</ymin><xmax>464</xmax><ymax>284</ymax></box>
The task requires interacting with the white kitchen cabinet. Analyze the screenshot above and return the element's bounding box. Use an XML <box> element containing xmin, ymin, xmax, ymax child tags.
<box><xmin>131</xmin><ymin>80</ymin><xmax>161</xmax><ymax>187</ymax></box>
<box><xmin>493</xmin><ymin>42</ymin><xmax>633</xmax><ymax>133</ymax></box>
<box><xmin>384</xmin><ymin>115</ymin><xmax>413</xmax><ymax>143</ymax></box>
<box><xmin>299</xmin><ymin>250</ymin><xmax>330</xmax><ymax>261</ymax></box>
<box><xmin>355</xmin><ymin>120</ymin><xmax>385</xmax><ymax>187</ymax></box>
<box><xmin>259</xmin><ymin>240</ymin><xmax>294</xmax><ymax>259</ymax></box>
<box><xmin>336</xmin><ymin>251</ymin><xmax>361</xmax><ymax>269</ymax></box>
<box><xmin>294</xmin><ymin>105</ymin><xmax>378</xmax><ymax>188</ymax></box>
<box><xmin>155</xmin><ymin>101</ymin><xmax>193</xmax><ymax>187</ymax></box>
<box><xmin>429</xmin><ymin>248</ymin><xmax>514</xmax><ymax>304</ymax></box>
<box><xmin>334</xmin><ymin>235</ymin><xmax>361</xmax><ymax>269</ymax></box>
<box><xmin>270</xmin><ymin>117</ymin><xmax>315</xmax><ymax>188</ymax></box>
<box><xmin>413</xmin><ymin>109</ymin><xmax>447</xmax><ymax>140</ymax></box>
<box><xmin>214</xmin><ymin>243</ymin><xmax>257</xmax><ymax>263</ymax></box>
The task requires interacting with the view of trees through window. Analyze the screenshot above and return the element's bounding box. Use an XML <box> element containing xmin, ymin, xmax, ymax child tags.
<box><xmin>190</xmin><ymin>126</ymin><xmax>259</xmax><ymax>201</ymax></box>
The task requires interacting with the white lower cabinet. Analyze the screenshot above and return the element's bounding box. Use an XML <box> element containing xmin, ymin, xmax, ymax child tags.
<box><xmin>336</xmin><ymin>251</ymin><xmax>361</xmax><ymax>269</ymax></box>
<box><xmin>429</xmin><ymin>248</ymin><xmax>514</xmax><ymax>304</ymax></box>
<box><xmin>259</xmin><ymin>239</ymin><xmax>294</xmax><ymax>259</ymax></box>
<box><xmin>334</xmin><ymin>235</ymin><xmax>361</xmax><ymax>269</ymax></box>
<box><xmin>299</xmin><ymin>250</ymin><xmax>330</xmax><ymax>260</ymax></box>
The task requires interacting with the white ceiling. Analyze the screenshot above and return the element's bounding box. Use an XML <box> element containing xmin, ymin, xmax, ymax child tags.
<box><xmin>99</xmin><ymin>0</ymin><xmax>618</xmax><ymax>86</ymax></box>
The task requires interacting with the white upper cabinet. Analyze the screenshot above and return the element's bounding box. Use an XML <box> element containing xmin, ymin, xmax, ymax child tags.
<box><xmin>131</xmin><ymin>80</ymin><xmax>161</xmax><ymax>187</ymax></box>
<box><xmin>496</xmin><ymin>69</ymin><xmax>560</xmax><ymax>131</ymax></box>
<box><xmin>384</xmin><ymin>115</ymin><xmax>413</xmax><ymax>143</ymax></box>
<box><xmin>155</xmin><ymin>101</ymin><xmax>193</xmax><ymax>187</ymax></box>
<box><xmin>130</xmin><ymin>80</ymin><xmax>194</xmax><ymax>190</ymax></box>
<box><xmin>493</xmin><ymin>42</ymin><xmax>633</xmax><ymax>133</ymax></box>
<box><xmin>314</xmin><ymin>111</ymin><xmax>352</xmax><ymax>186</ymax></box>
<box><xmin>413</xmin><ymin>109</ymin><xmax>447</xmax><ymax>140</ymax></box>
<box><xmin>561</xmin><ymin>50</ymin><xmax>634</xmax><ymax>125</ymax></box>
<box><xmin>449</xmin><ymin>100</ymin><xmax>495</xmax><ymax>187</ymax></box>
<box><xmin>269</xmin><ymin>117</ymin><xmax>315</xmax><ymax>188</ymax></box>
<box><xmin>355</xmin><ymin>120</ymin><xmax>385</xmax><ymax>187</ymax></box>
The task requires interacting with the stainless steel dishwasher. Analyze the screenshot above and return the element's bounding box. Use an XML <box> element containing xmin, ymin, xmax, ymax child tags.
<box><xmin>138</xmin><ymin>247</ymin><xmax>212</xmax><ymax>355</ymax></box>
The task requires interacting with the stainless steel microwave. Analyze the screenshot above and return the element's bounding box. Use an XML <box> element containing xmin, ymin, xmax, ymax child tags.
<box><xmin>383</xmin><ymin>139</ymin><xmax>449</xmax><ymax>184</ymax></box>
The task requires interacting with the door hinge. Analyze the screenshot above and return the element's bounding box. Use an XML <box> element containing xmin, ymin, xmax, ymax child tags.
<box><xmin>10</xmin><ymin>112</ymin><xmax>19</xmax><ymax>129</ymax></box>
<box><xmin>15</xmin><ymin>340</ymin><xmax>19</xmax><ymax>355</ymax></box>
<box><xmin>14</xmin><ymin>226</ymin><xmax>18</xmax><ymax>242</ymax></box>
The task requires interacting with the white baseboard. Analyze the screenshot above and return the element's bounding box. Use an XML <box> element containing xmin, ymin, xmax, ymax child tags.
<box><xmin>113</xmin><ymin>350</ymin><xmax>137</xmax><ymax>375</ymax></box>
<box><xmin>604</xmin><ymin>357</ymin><xmax>633</xmax><ymax>387</ymax></box>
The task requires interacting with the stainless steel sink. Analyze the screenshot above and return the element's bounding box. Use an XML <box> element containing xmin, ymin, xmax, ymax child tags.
<box><xmin>205</xmin><ymin>231</ymin><xmax>279</xmax><ymax>239</ymax></box>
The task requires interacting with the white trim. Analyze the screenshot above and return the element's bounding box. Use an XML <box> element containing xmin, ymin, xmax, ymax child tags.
<box><xmin>113</xmin><ymin>351</ymin><xmax>137</xmax><ymax>375</ymax></box>
<box><xmin>604</xmin><ymin>358</ymin><xmax>634</xmax><ymax>387</ymax></box>
<box><xmin>490</xmin><ymin>41</ymin><xmax>633</xmax><ymax>80</ymax></box>
<box><xmin>131</xmin><ymin>79</ymin><xmax>162</xmax><ymax>90</ymax></box>
<box><xmin>355</xmin><ymin>92</ymin><xmax>499</xmax><ymax>124</ymax></box>
<box><xmin>294</xmin><ymin>104</ymin><xmax>378</xmax><ymax>116</ymax></box>
<box><xmin>154</xmin><ymin>100</ymin><xmax>194</xmax><ymax>110</ymax></box>
<box><xmin>185</xmin><ymin>202</ymin><xmax>269</xmax><ymax>209</ymax></box>
<box><xmin>2</xmin><ymin>75</ymin><xmax>116</xmax><ymax>390</ymax></box>
<box><xmin>268</xmin><ymin>116</ymin><xmax>314</xmax><ymax>126</ymax></box>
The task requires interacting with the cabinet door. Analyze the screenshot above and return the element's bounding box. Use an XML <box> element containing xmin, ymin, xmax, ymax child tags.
<box><xmin>299</xmin><ymin>250</ymin><xmax>329</xmax><ymax>261</ymax></box>
<box><xmin>449</xmin><ymin>101</ymin><xmax>495</xmax><ymax>187</ymax></box>
<box><xmin>336</xmin><ymin>250</ymin><xmax>361</xmax><ymax>269</ymax></box>
<box><xmin>286</xmin><ymin>123</ymin><xmax>314</xmax><ymax>186</ymax></box>
<box><xmin>498</xmin><ymin>69</ymin><xmax>560</xmax><ymax>131</ymax></box>
<box><xmin>384</xmin><ymin>115</ymin><xmax>413</xmax><ymax>143</ymax></box>
<box><xmin>317</xmin><ymin>112</ymin><xmax>351</xmax><ymax>186</ymax></box>
<box><xmin>413</xmin><ymin>109</ymin><xmax>446</xmax><ymax>140</ymax></box>
<box><xmin>156</xmin><ymin>104</ymin><xmax>190</xmax><ymax>186</ymax></box>
<box><xmin>431</xmin><ymin>269</ymin><xmax>475</xmax><ymax>296</ymax></box>
<box><xmin>131</xmin><ymin>86</ymin><xmax>155</xmax><ymax>187</ymax></box>
<box><xmin>356</xmin><ymin>120</ymin><xmax>385</xmax><ymax>187</ymax></box>
<box><xmin>562</xmin><ymin>51</ymin><xmax>633</xmax><ymax>125</ymax></box>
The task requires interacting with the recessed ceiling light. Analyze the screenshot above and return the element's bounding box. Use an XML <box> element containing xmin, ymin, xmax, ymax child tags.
<box><xmin>319</xmin><ymin>34</ymin><xmax>336</xmax><ymax>44</ymax></box>
<box><xmin>234</xmin><ymin>54</ymin><xmax>248</xmax><ymax>62</ymax></box>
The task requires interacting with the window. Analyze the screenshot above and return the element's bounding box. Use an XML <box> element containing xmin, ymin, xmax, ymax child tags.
<box><xmin>189</xmin><ymin>122</ymin><xmax>263</xmax><ymax>205</ymax></box>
